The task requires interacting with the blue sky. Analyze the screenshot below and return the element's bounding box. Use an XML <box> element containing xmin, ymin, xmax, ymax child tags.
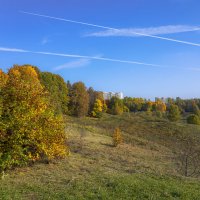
<box><xmin>0</xmin><ymin>0</ymin><xmax>200</xmax><ymax>99</ymax></box>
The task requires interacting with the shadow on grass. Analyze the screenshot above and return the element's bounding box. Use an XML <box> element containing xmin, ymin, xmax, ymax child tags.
<box><xmin>100</xmin><ymin>142</ymin><xmax>114</xmax><ymax>147</ymax></box>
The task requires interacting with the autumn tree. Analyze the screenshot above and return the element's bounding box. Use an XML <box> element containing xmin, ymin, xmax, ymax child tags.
<box><xmin>88</xmin><ymin>87</ymin><xmax>96</xmax><ymax>113</ymax></box>
<box><xmin>123</xmin><ymin>97</ymin><xmax>144</xmax><ymax>112</ymax></box>
<box><xmin>123</xmin><ymin>97</ymin><xmax>134</xmax><ymax>111</ymax></box>
<box><xmin>142</xmin><ymin>101</ymin><xmax>153</xmax><ymax>114</ymax></box>
<box><xmin>0</xmin><ymin>66</ymin><xmax>69</xmax><ymax>172</ymax></box>
<box><xmin>88</xmin><ymin>87</ymin><xmax>104</xmax><ymax>114</ymax></box>
<box><xmin>108</xmin><ymin>97</ymin><xmax>124</xmax><ymax>115</ymax></box>
<box><xmin>0</xmin><ymin>69</ymin><xmax>8</xmax><ymax>117</ymax></box>
<box><xmin>112</xmin><ymin>128</ymin><xmax>123</xmax><ymax>147</ymax></box>
<box><xmin>69</xmin><ymin>82</ymin><xmax>89</xmax><ymax>117</ymax></box>
<box><xmin>40</xmin><ymin>72</ymin><xmax>69</xmax><ymax>115</ymax></box>
<box><xmin>175</xmin><ymin>97</ymin><xmax>186</xmax><ymax>113</ymax></box>
<box><xmin>154</xmin><ymin>101</ymin><xmax>166</xmax><ymax>113</ymax></box>
<box><xmin>167</xmin><ymin>104</ymin><xmax>181</xmax><ymax>122</ymax></box>
<box><xmin>152</xmin><ymin>100</ymin><xmax>167</xmax><ymax>117</ymax></box>
<box><xmin>0</xmin><ymin>69</ymin><xmax>8</xmax><ymax>88</ymax></box>
<box><xmin>91</xmin><ymin>99</ymin><xmax>103</xmax><ymax>118</ymax></box>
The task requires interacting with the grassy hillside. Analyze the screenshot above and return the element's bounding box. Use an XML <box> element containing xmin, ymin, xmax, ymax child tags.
<box><xmin>1</xmin><ymin>113</ymin><xmax>200</xmax><ymax>199</ymax></box>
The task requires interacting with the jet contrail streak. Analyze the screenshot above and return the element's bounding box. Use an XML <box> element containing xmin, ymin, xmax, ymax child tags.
<box><xmin>20</xmin><ymin>11</ymin><xmax>200</xmax><ymax>47</ymax></box>
<box><xmin>2</xmin><ymin>47</ymin><xmax>200</xmax><ymax>71</ymax></box>
<box><xmin>0</xmin><ymin>47</ymin><xmax>162</xmax><ymax>68</ymax></box>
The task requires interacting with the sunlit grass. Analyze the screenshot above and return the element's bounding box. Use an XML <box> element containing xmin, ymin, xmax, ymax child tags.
<box><xmin>1</xmin><ymin>113</ymin><xmax>200</xmax><ymax>199</ymax></box>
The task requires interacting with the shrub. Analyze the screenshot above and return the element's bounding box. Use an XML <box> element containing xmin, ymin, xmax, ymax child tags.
<box><xmin>167</xmin><ymin>104</ymin><xmax>181</xmax><ymax>122</ymax></box>
<box><xmin>112</xmin><ymin>128</ymin><xmax>123</xmax><ymax>147</ymax></box>
<box><xmin>193</xmin><ymin>105</ymin><xmax>200</xmax><ymax>117</ymax></box>
<box><xmin>123</xmin><ymin>105</ymin><xmax>130</xmax><ymax>113</ymax></box>
<box><xmin>187</xmin><ymin>114</ymin><xmax>200</xmax><ymax>125</ymax></box>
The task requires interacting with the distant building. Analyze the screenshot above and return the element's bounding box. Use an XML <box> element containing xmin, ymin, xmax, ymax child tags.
<box><xmin>155</xmin><ymin>97</ymin><xmax>168</xmax><ymax>103</ymax></box>
<box><xmin>103</xmin><ymin>92</ymin><xmax>123</xmax><ymax>100</ymax></box>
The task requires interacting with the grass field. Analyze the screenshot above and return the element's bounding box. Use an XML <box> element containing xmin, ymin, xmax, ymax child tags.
<box><xmin>1</xmin><ymin>113</ymin><xmax>200</xmax><ymax>199</ymax></box>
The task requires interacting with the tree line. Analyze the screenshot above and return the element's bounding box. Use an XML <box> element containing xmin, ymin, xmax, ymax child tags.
<box><xmin>1</xmin><ymin>64</ymin><xmax>200</xmax><ymax>172</ymax></box>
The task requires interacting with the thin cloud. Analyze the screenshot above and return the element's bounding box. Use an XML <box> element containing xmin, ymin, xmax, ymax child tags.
<box><xmin>87</xmin><ymin>25</ymin><xmax>200</xmax><ymax>37</ymax></box>
<box><xmin>186</xmin><ymin>67</ymin><xmax>200</xmax><ymax>71</ymax></box>
<box><xmin>20</xmin><ymin>11</ymin><xmax>200</xmax><ymax>47</ymax></box>
<box><xmin>0</xmin><ymin>47</ymin><xmax>29</xmax><ymax>53</ymax></box>
<box><xmin>54</xmin><ymin>59</ymin><xmax>91</xmax><ymax>71</ymax></box>
<box><xmin>0</xmin><ymin>46</ymin><xmax>162</xmax><ymax>68</ymax></box>
<box><xmin>41</xmin><ymin>37</ymin><xmax>49</xmax><ymax>45</ymax></box>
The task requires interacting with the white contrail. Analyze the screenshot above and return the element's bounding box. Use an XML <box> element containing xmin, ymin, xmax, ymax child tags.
<box><xmin>2</xmin><ymin>46</ymin><xmax>200</xmax><ymax>72</ymax></box>
<box><xmin>34</xmin><ymin>51</ymin><xmax>162</xmax><ymax>67</ymax></box>
<box><xmin>0</xmin><ymin>46</ymin><xmax>162</xmax><ymax>68</ymax></box>
<box><xmin>0</xmin><ymin>47</ymin><xmax>29</xmax><ymax>53</ymax></box>
<box><xmin>87</xmin><ymin>25</ymin><xmax>200</xmax><ymax>37</ymax></box>
<box><xmin>20</xmin><ymin>11</ymin><xmax>200</xmax><ymax>47</ymax></box>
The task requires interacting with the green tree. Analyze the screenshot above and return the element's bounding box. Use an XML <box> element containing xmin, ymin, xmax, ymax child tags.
<box><xmin>167</xmin><ymin>104</ymin><xmax>181</xmax><ymax>122</ymax></box>
<box><xmin>123</xmin><ymin>105</ymin><xmax>130</xmax><ymax>113</ymax></box>
<box><xmin>40</xmin><ymin>72</ymin><xmax>69</xmax><ymax>115</ymax></box>
<box><xmin>108</xmin><ymin>97</ymin><xmax>124</xmax><ymax>115</ymax></box>
<box><xmin>0</xmin><ymin>66</ymin><xmax>69</xmax><ymax>172</ymax></box>
<box><xmin>102</xmin><ymin>101</ymin><xmax>108</xmax><ymax>113</ymax></box>
<box><xmin>123</xmin><ymin>97</ymin><xmax>144</xmax><ymax>112</ymax></box>
<box><xmin>88</xmin><ymin>87</ymin><xmax>96</xmax><ymax>114</ymax></box>
<box><xmin>69</xmin><ymin>82</ymin><xmax>89</xmax><ymax>117</ymax></box>
<box><xmin>192</xmin><ymin>105</ymin><xmax>200</xmax><ymax>117</ymax></box>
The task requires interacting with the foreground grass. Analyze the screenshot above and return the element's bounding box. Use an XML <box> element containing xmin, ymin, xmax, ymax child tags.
<box><xmin>1</xmin><ymin>113</ymin><xmax>200</xmax><ymax>199</ymax></box>
<box><xmin>1</xmin><ymin>168</ymin><xmax>200</xmax><ymax>200</ymax></box>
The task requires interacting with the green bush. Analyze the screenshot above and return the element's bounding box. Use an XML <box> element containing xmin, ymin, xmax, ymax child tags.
<box><xmin>167</xmin><ymin>105</ymin><xmax>181</xmax><ymax>122</ymax></box>
<box><xmin>187</xmin><ymin>114</ymin><xmax>200</xmax><ymax>125</ymax></box>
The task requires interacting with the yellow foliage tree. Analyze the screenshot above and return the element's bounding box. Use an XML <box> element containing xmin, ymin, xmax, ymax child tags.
<box><xmin>0</xmin><ymin>69</ymin><xmax>8</xmax><ymax>88</ymax></box>
<box><xmin>102</xmin><ymin>101</ymin><xmax>108</xmax><ymax>113</ymax></box>
<box><xmin>155</xmin><ymin>101</ymin><xmax>167</xmax><ymax>112</ymax></box>
<box><xmin>0</xmin><ymin>69</ymin><xmax>8</xmax><ymax>117</ymax></box>
<box><xmin>0</xmin><ymin>66</ymin><xmax>69</xmax><ymax>171</ymax></box>
<box><xmin>112</xmin><ymin>128</ymin><xmax>123</xmax><ymax>147</ymax></box>
<box><xmin>91</xmin><ymin>99</ymin><xmax>103</xmax><ymax>118</ymax></box>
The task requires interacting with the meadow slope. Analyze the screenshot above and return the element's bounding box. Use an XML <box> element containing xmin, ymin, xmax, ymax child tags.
<box><xmin>1</xmin><ymin>113</ymin><xmax>200</xmax><ymax>200</ymax></box>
